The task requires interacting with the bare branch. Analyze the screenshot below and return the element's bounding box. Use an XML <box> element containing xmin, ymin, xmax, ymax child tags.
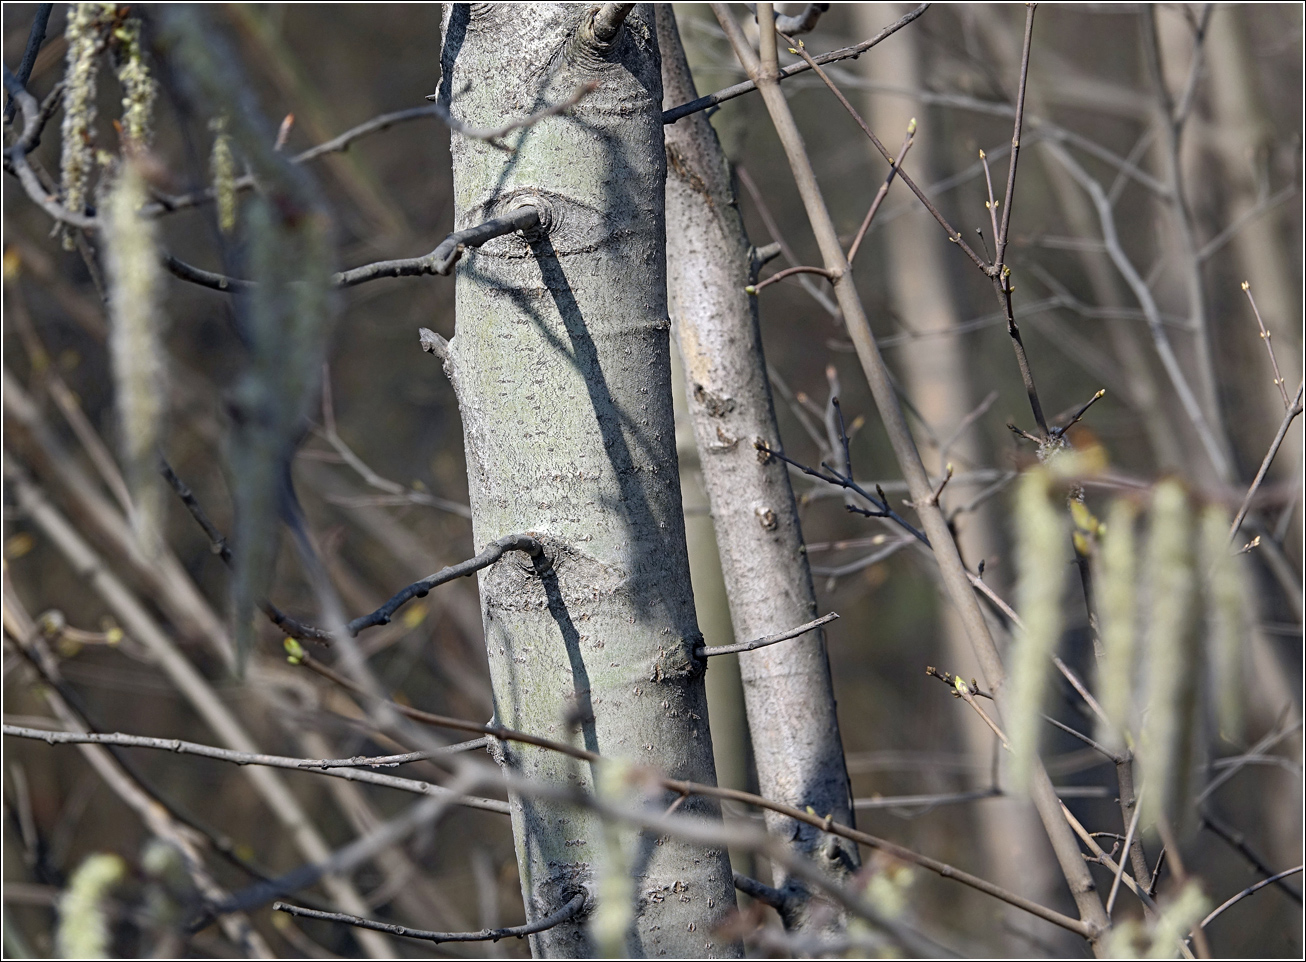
<box><xmin>1228</xmin><ymin>380</ymin><xmax>1304</xmax><ymax>544</ymax></box>
<box><xmin>1241</xmin><ymin>282</ymin><xmax>1292</xmax><ymax>410</ymax></box>
<box><xmin>163</xmin><ymin>206</ymin><xmax>543</xmax><ymax>293</ymax></box>
<box><xmin>1</xmin><ymin>725</ymin><xmax>510</xmax><ymax>814</ymax></box>
<box><xmin>273</xmin><ymin>892</ymin><xmax>585</xmax><ymax>945</ymax></box>
<box><xmin>697</xmin><ymin>612</ymin><xmax>838</xmax><ymax>657</ymax></box>
<box><xmin>661</xmin><ymin>4</ymin><xmax>929</xmax><ymax>125</ymax></box>
<box><xmin>1197</xmin><ymin>866</ymin><xmax>1305</xmax><ymax>937</ymax></box>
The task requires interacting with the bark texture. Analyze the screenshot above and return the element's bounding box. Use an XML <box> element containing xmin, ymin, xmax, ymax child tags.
<box><xmin>438</xmin><ymin>6</ymin><xmax>737</xmax><ymax>957</ymax></box>
<box><xmin>657</xmin><ymin>5</ymin><xmax>860</xmax><ymax>928</ymax></box>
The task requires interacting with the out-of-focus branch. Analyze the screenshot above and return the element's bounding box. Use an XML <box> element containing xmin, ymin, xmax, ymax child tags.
<box><xmin>1042</xmin><ymin>139</ymin><xmax>1231</xmax><ymax>479</ymax></box>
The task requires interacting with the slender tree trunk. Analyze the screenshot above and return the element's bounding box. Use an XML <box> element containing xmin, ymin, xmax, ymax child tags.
<box><xmin>438</xmin><ymin>7</ymin><xmax>738</xmax><ymax>956</ymax></box>
<box><xmin>657</xmin><ymin>5</ymin><xmax>860</xmax><ymax>931</ymax></box>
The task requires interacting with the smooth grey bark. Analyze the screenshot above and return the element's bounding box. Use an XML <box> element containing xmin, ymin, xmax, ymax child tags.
<box><xmin>657</xmin><ymin>5</ymin><xmax>860</xmax><ymax>929</ymax></box>
<box><xmin>437</xmin><ymin>6</ymin><xmax>738</xmax><ymax>957</ymax></box>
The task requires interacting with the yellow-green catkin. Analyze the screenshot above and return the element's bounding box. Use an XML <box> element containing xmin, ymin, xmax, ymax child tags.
<box><xmin>1140</xmin><ymin>480</ymin><xmax>1199</xmax><ymax>830</ymax></box>
<box><xmin>1095</xmin><ymin>498</ymin><xmax>1139</xmax><ymax>751</ymax></box>
<box><xmin>210</xmin><ymin>116</ymin><xmax>237</xmax><ymax>234</ymax></box>
<box><xmin>591</xmin><ymin>761</ymin><xmax>636</xmax><ymax>958</ymax></box>
<box><xmin>103</xmin><ymin>159</ymin><xmax>167</xmax><ymax>552</ymax></box>
<box><xmin>1104</xmin><ymin>880</ymin><xmax>1209</xmax><ymax>959</ymax></box>
<box><xmin>56</xmin><ymin>852</ymin><xmax>125</xmax><ymax>958</ymax></box>
<box><xmin>111</xmin><ymin>16</ymin><xmax>156</xmax><ymax>147</ymax></box>
<box><xmin>60</xmin><ymin>4</ymin><xmax>113</xmax><ymax>248</ymax></box>
<box><xmin>1008</xmin><ymin>467</ymin><xmax>1069</xmax><ymax>788</ymax></box>
<box><xmin>1199</xmin><ymin>504</ymin><xmax>1247</xmax><ymax>743</ymax></box>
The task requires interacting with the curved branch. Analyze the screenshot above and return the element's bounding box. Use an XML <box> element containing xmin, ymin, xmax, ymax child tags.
<box><xmin>697</xmin><ymin>612</ymin><xmax>838</xmax><ymax>657</ymax></box>
<box><xmin>746</xmin><ymin>264</ymin><xmax>836</xmax><ymax>294</ymax></box>
<box><xmin>163</xmin><ymin>206</ymin><xmax>543</xmax><ymax>293</ymax></box>
<box><xmin>2</xmin><ymin>68</ymin><xmax>98</xmax><ymax>230</ymax></box>
<box><xmin>273</xmin><ymin>892</ymin><xmax>586</xmax><ymax>945</ymax></box>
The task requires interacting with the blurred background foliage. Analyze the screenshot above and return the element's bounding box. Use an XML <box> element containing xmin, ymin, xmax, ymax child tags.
<box><xmin>3</xmin><ymin>3</ymin><xmax>1302</xmax><ymax>957</ymax></box>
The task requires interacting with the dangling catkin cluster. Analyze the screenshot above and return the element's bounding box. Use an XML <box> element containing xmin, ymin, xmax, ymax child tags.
<box><xmin>1095</xmin><ymin>498</ymin><xmax>1139</xmax><ymax>751</ymax></box>
<box><xmin>103</xmin><ymin>159</ymin><xmax>168</xmax><ymax>552</ymax></box>
<box><xmin>1008</xmin><ymin>466</ymin><xmax>1068</xmax><ymax>788</ymax></box>
<box><xmin>110</xmin><ymin>15</ymin><xmax>157</xmax><ymax>147</ymax></box>
<box><xmin>210</xmin><ymin>116</ymin><xmax>237</xmax><ymax>234</ymax></box>
<box><xmin>60</xmin><ymin>4</ymin><xmax>114</xmax><ymax>247</ymax></box>
<box><xmin>1199</xmin><ymin>504</ymin><xmax>1248</xmax><ymax>742</ymax></box>
<box><xmin>1139</xmin><ymin>480</ymin><xmax>1199</xmax><ymax>830</ymax></box>
<box><xmin>56</xmin><ymin>853</ymin><xmax>125</xmax><ymax>958</ymax></box>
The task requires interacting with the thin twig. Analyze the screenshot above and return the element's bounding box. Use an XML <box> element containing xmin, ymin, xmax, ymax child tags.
<box><xmin>1197</xmin><ymin>866</ymin><xmax>1305</xmax><ymax>934</ymax></box>
<box><xmin>745</xmin><ymin>264</ymin><xmax>835</xmax><ymax>294</ymax></box>
<box><xmin>1228</xmin><ymin>380</ymin><xmax>1304</xmax><ymax>544</ymax></box>
<box><xmin>846</xmin><ymin>125</ymin><xmax>914</xmax><ymax>264</ymax></box>
<box><xmin>993</xmin><ymin>3</ymin><xmax>1036</xmax><ymax>272</ymax></box>
<box><xmin>661</xmin><ymin>4</ymin><xmax>930</xmax><ymax>125</ymax></box>
<box><xmin>273</xmin><ymin>892</ymin><xmax>586</xmax><ymax>944</ymax></box>
<box><xmin>144</xmin><ymin>105</ymin><xmax>446</xmax><ymax>216</ymax></box>
<box><xmin>698</xmin><ymin>612</ymin><xmax>838</xmax><ymax>657</ymax></box>
<box><xmin>2</xmin><ymin>726</ymin><xmax>510</xmax><ymax>815</ymax></box>
<box><xmin>1200</xmin><ymin>810</ymin><xmax>1303</xmax><ymax>905</ymax></box>
<box><xmin>163</xmin><ymin>457</ymin><xmax>538</xmax><ymax>643</ymax></box>
<box><xmin>1107</xmin><ymin>787</ymin><xmax>1145</xmax><ymax>915</ymax></box>
<box><xmin>1241</xmin><ymin>283</ymin><xmax>1291</xmax><ymax>410</ymax></box>
<box><xmin>1041</xmin><ymin>139</ymin><xmax>1232</xmax><ymax>479</ymax></box>
<box><xmin>767</xmin><ymin>32</ymin><xmax>989</xmax><ymax>273</ymax></box>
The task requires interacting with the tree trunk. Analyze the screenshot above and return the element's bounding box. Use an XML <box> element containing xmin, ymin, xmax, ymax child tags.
<box><xmin>437</xmin><ymin>6</ymin><xmax>738</xmax><ymax>957</ymax></box>
<box><xmin>657</xmin><ymin>5</ymin><xmax>860</xmax><ymax>931</ymax></box>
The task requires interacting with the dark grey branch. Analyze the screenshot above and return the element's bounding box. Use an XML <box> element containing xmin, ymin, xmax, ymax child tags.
<box><xmin>163</xmin><ymin>206</ymin><xmax>542</xmax><ymax>293</ymax></box>
<box><xmin>344</xmin><ymin>533</ymin><xmax>544</xmax><ymax>637</ymax></box>
<box><xmin>338</xmin><ymin>204</ymin><xmax>540</xmax><ymax>284</ymax></box>
<box><xmin>733</xmin><ymin>872</ymin><xmax>791</xmax><ymax>912</ymax></box>
<box><xmin>4</xmin><ymin>3</ymin><xmax>52</xmax><ymax>122</ymax></box>
<box><xmin>2</xmin><ymin>67</ymin><xmax>98</xmax><ymax>230</ymax></box>
<box><xmin>661</xmin><ymin>4</ymin><xmax>928</xmax><ymax>125</ymax></box>
<box><xmin>273</xmin><ymin>892</ymin><xmax>585</xmax><ymax>945</ymax></box>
